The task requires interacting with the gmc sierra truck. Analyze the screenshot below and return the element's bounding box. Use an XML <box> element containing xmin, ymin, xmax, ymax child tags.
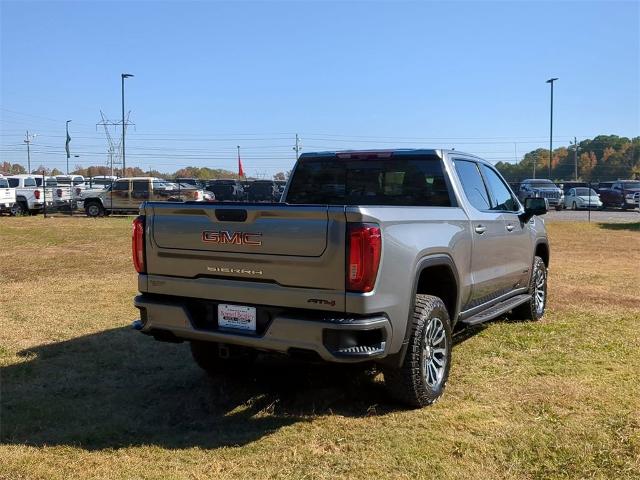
<box><xmin>132</xmin><ymin>149</ymin><xmax>550</xmax><ymax>407</ymax></box>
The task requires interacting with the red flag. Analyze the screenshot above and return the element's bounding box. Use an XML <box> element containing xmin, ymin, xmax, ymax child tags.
<box><xmin>237</xmin><ymin>147</ymin><xmax>245</xmax><ymax>177</ymax></box>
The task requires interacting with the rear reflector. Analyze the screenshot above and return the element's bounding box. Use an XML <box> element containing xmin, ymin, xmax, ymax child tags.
<box><xmin>132</xmin><ymin>216</ymin><xmax>146</xmax><ymax>274</ymax></box>
<box><xmin>347</xmin><ymin>223</ymin><xmax>382</xmax><ymax>293</ymax></box>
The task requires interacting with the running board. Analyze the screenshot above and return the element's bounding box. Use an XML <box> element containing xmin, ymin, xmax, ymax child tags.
<box><xmin>461</xmin><ymin>294</ymin><xmax>531</xmax><ymax>326</ymax></box>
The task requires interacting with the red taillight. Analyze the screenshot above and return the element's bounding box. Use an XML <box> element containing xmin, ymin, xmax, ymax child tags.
<box><xmin>347</xmin><ymin>223</ymin><xmax>381</xmax><ymax>293</ymax></box>
<box><xmin>56</xmin><ymin>188</ymin><xmax>63</xmax><ymax>198</ymax></box>
<box><xmin>34</xmin><ymin>189</ymin><xmax>41</xmax><ymax>200</ymax></box>
<box><xmin>336</xmin><ymin>151</ymin><xmax>393</xmax><ymax>160</ymax></box>
<box><xmin>132</xmin><ymin>216</ymin><xmax>145</xmax><ymax>274</ymax></box>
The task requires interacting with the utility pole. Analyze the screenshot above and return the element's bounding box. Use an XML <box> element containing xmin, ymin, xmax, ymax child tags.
<box><xmin>546</xmin><ymin>77</ymin><xmax>558</xmax><ymax>179</ymax></box>
<box><xmin>121</xmin><ymin>73</ymin><xmax>134</xmax><ymax>176</ymax></box>
<box><xmin>66</xmin><ymin>120</ymin><xmax>72</xmax><ymax>175</ymax></box>
<box><xmin>24</xmin><ymin>131</ymin><xmax>36</xmax><ymax>173</ymax></box>
<box><xmin>571</xmin><ymin>136</ymin><xmax>579</xmax><ymax>181</ymax></box>
<box><xmin>293</xmin><ymin>133</ymin><xmax>301</xmax><ymax>159</ymax></box>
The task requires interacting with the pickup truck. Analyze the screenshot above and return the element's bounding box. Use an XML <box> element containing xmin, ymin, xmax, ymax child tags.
<box><xmin>516</xmin><ymin>179</ymin><xmax>564</xmax><ymax>211</ymax></box>
<box><xmin>132</xmin><ymin>149</ymin><xmax>550</xmax><ymax>407</ymax></box>
<box><xmin>0</xmin><ymin>176</ymin><xmax>16</xmax><ymax>214</ymax></box>
<box><xmin>79</xmin><ymin>177</ymin><xmax>208</xmax><ymax>217</ymax></box>
<box><xmin>598</xmin><ymin>180</ymin><xmax>640</xmax><ymax>209</ymax></box>
<box><xmin>6</xmin><ymin>174</ymin><xmax>53</xmax><ymax>215</ymax></box>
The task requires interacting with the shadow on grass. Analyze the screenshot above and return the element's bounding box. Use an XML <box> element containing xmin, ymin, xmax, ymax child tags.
<box><xmin>0</xmin><ymin>327</ymin><xmax>410</xmax><ymax>450</ymax></box>
<box><xmin>598</xmin><ymin>222</ymin><xmax>639</xmax><ymax>232</ymax></box>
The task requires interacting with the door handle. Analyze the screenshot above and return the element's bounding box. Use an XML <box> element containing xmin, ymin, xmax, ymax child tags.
<box><xmin>474</xmin><ymin>225</ymin><xmax>486</xmax><ymax>234</ymax></box>
<box><xmin>506</xmin><ymin>224</ymin><xmax>515</xmax><ymax>232</ymax></box>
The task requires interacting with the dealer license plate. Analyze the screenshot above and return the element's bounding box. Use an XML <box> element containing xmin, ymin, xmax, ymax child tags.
<box><xmin>217</xmin><ymin>304</ymin><xmax>256</xmax><ymax>332</ymax></box>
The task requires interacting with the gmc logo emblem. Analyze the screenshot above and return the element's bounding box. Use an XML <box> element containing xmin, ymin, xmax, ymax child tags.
<box><xmin>202</xmin><ymin>230</ymin><xmax>262</xmax><ymax>246</ymax></box>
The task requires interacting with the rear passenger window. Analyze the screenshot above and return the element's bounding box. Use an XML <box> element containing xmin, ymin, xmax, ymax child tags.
<box><xmin>24</xmin><ymin>178</ymin><xmax>36</xmax><ymax>187</ymax></box>
<box><xmin>454</xmin><ymin>160</ymin><xmax>491</xmax><ymax>210</ymax></box>
<box><xmin>480</xmin><ymin>165</ymin><xmax>519</xmax><ymax>211</ymax></box>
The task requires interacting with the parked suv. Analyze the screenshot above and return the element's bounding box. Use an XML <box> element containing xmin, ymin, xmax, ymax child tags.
<box><xmin>206</xmin><ymin>179</ymin><xmax>245</xmax><ymax>201</ymax></box>
<box><xmin>132</xmin><ymin>149</ymin><xmax>550</xmax><ymax>408</ymax></box>
<box><xmin>598</xmin><ymin>180</ymin><xmax>640</xmax><ymax>209</ymax></box>
<box><xmin>246</xmin><ymin>180</ymin><xmax>278</xmax><ymax>202</ymax></box>
<box><xmin>517</xmin><ymin>179</ymin><xmax>564</xmax><ymax>211</ymax></box>
<box><xmin>79</xmin><ymin>177</ymin><xmax>208</xmax><ymax>217</ymax></box>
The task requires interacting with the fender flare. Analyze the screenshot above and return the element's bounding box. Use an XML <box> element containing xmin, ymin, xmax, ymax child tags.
<box><xmin>379</xmin><ymin>254</ymin><xmax>461</xmax><ymax>368</ymax></box>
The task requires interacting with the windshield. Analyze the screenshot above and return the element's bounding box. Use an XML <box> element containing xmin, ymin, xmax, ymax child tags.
<box><xmin>575</xmin><ymin>188</ymin><xmax>597</xmax><ymax>196</ymax></box>
<box><xmin>287</xmin><ymin>155</ymin><xmax>452</xmax><ymax>206</ymax></box>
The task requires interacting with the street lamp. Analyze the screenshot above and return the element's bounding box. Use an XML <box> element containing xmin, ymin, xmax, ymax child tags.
<box><xmin>121</xmin><ymin>73</ymin><xmax>134</xmax><ymax>177</ymax></box>
<box><xmin>546</xmin><ymin>77</ymin><xmax>558</xmax><ymax>179</ymax></box>
<box><xmin>66</xmin><ymin>120</ymin><xmax>72</xmax><ymax>175</ymax></box>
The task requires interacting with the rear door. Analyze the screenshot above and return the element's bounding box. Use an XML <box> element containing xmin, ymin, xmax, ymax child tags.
<box><xmin>131</xmin><ymin>179</ymin><xmax>151</xmax><ymax>209</ymax></box>
<box><xmin>454</xmin><ymin>159</ymin><xmax>513</xmax><ymax>306</ymax></box>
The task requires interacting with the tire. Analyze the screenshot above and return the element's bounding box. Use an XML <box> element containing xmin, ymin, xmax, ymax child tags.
<box><xmin>555</xmin><ymin>205</ymin><xmax>562</xmax><ymax>211</ymax></box>
<box><xmin>383</xmin><ymin>295</ymin><xmax>452</xmax><ymax>408</ymax></box>
<box><xmin>190</xmin><ymin>341</ymin><xmax>257</xmax><ymax>375</ymax></box>
<box><xmin>512</xmin><ymin>256</ymin><xmax>547</xmax><ymax>321</ymax></box>
<box><xmin>85</xmin><ymin>201</ymin><xmax>104</xmax><ymax>217</ymax></box>
<box><xmin>10</xmin><ymin>201</ymin><xmax>28</xmax><ymax>216</ymax></box>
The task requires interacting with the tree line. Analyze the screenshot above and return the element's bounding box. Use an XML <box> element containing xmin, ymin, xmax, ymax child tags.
<box><xmin>495</xmin><ymin>135</ymin><xmax>640</xmax><ymax>183</ymax></box>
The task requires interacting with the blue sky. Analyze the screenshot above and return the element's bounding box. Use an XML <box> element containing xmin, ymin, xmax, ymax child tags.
<box><xmin>1</xmin><ymin>1</ymin><xmax>638</xmax><ymax>176</ymax></box>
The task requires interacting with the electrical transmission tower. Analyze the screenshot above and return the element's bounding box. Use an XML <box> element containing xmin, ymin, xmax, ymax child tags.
<box><xmin>96</xmin><ymin>110</ymin><xmax>133</xmax><ymax>176</ymax></box>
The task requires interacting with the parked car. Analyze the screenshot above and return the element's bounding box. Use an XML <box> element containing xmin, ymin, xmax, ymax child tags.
<box><xmin>0</xmin><ymin>176</ymin><xmax>16</xmax><ymax>214</ymax></box>
<box><xmin>79</xmin><ymin>177</ymin><xmax>209</xmax><ymax>217</ymax></box>
<box><xmin>131</xmin><ymin>149</ymin><xmax>550</xmax><ymax>408</ymax></box>
<box><xmin>563</xmin><ymin>187</ymin><xmax>603</xmax><ymax>210</ymax></box>
<box><xmin>206</xmin><ymin>179</ymin><xmax>245</xmax><ymax>201</ymax></box>
<box><xmin>246</xmin><ymin>180</ymin><xmax>278</xmax><ymax>202</ymax></box>
<box><xmin>598</xmin><ymin>180</ymin><xmax>640</xmax><ymax>209</ymax></box>
<box><xmin>6</xmin><ymin>174</ymin><xmax>52</xmax><ymax>215</ymax></box>
<box><xmin>557</xmin><ymin>181</ymin><xmax>589</xmax><ymax>195</ymax></box>
<box><xmin>175</xmin><ymin>178</ymin><xmax>206</xmax><ymax>189</ymax></box>
<box><xmin>516</xmin><ymin>179</ymin><xmax>564</xmax><ymax>211</ymax></box>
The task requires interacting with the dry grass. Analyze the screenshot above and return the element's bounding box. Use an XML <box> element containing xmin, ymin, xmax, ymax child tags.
<box><xmin>0</xmin><ymin>216</ymin><xmax>639</xmax><ymax>480</ymax></box>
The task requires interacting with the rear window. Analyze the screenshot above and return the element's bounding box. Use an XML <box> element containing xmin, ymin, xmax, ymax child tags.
<box><xmin>24</xmin><ymin>178</ymin><xmax>36</xmax><ymax>187</ymax></box>
<box><xmin>287</xmin><ymin>155</ymin><xmax>453</xmax><ymax>206</ymax></box>
<box><xmin>0</xmin><ymin>179</ymin><xmax>8</xmax><ymax>188</ymax></box>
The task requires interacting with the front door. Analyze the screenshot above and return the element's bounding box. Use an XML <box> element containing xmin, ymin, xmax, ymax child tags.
<box><xmin>478</xmin><ymin>163</ymin><xmax>532</xmax><ymax>291</ymax></box>
<box><xmin>109</xmin><ymin>179</ymin><xmax>131</xmax><ymax>210</ymax></box>
<box><xmin>453</xmin><ymin>159</ymin><xmax>514</xmax><ymax>307</ymax></box>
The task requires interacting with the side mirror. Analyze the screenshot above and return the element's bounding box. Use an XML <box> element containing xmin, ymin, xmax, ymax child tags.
<box><xmin>519</xmin><ymin>197</ymin><xmax>548</xmax><ymax>223</ymax></box>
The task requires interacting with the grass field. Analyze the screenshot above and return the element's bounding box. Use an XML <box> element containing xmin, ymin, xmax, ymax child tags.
<box><xmin>1</xmin><ymin>217</ymin><xmax>639</xmax><ymax>480</ymax></box>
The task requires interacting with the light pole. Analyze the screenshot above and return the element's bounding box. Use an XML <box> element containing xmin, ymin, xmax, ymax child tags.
<box><xmin>546</xmin><ymin>77</ymin><xmax>558</xmax><ymax>179</ymax></box>
<box><xmin>121</xmin><ymin>73</ymin><xmax>134</xmax><ymax>177</ymax></box>
<box><xmin>66</xmin><ymin>120</ymin><xmax>72</xmax><ymax>175</ymax></box>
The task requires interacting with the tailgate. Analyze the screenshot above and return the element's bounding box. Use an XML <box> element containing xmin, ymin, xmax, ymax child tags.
<box><xmin>0</xmin><ymin>189</ymin><xmax>14</xmax><ymax>202</ymax></box>
<box><xmin>144</xmin><ymin>202</ymin><xmax>346</xmax><ymax>291</ymax></box>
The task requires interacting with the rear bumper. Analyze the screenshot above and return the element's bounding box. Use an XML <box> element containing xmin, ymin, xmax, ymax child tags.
<box><xmin>133</xmin><ymin>294</ymin><xmax>392</xmax><ymax>363</ymax></box>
